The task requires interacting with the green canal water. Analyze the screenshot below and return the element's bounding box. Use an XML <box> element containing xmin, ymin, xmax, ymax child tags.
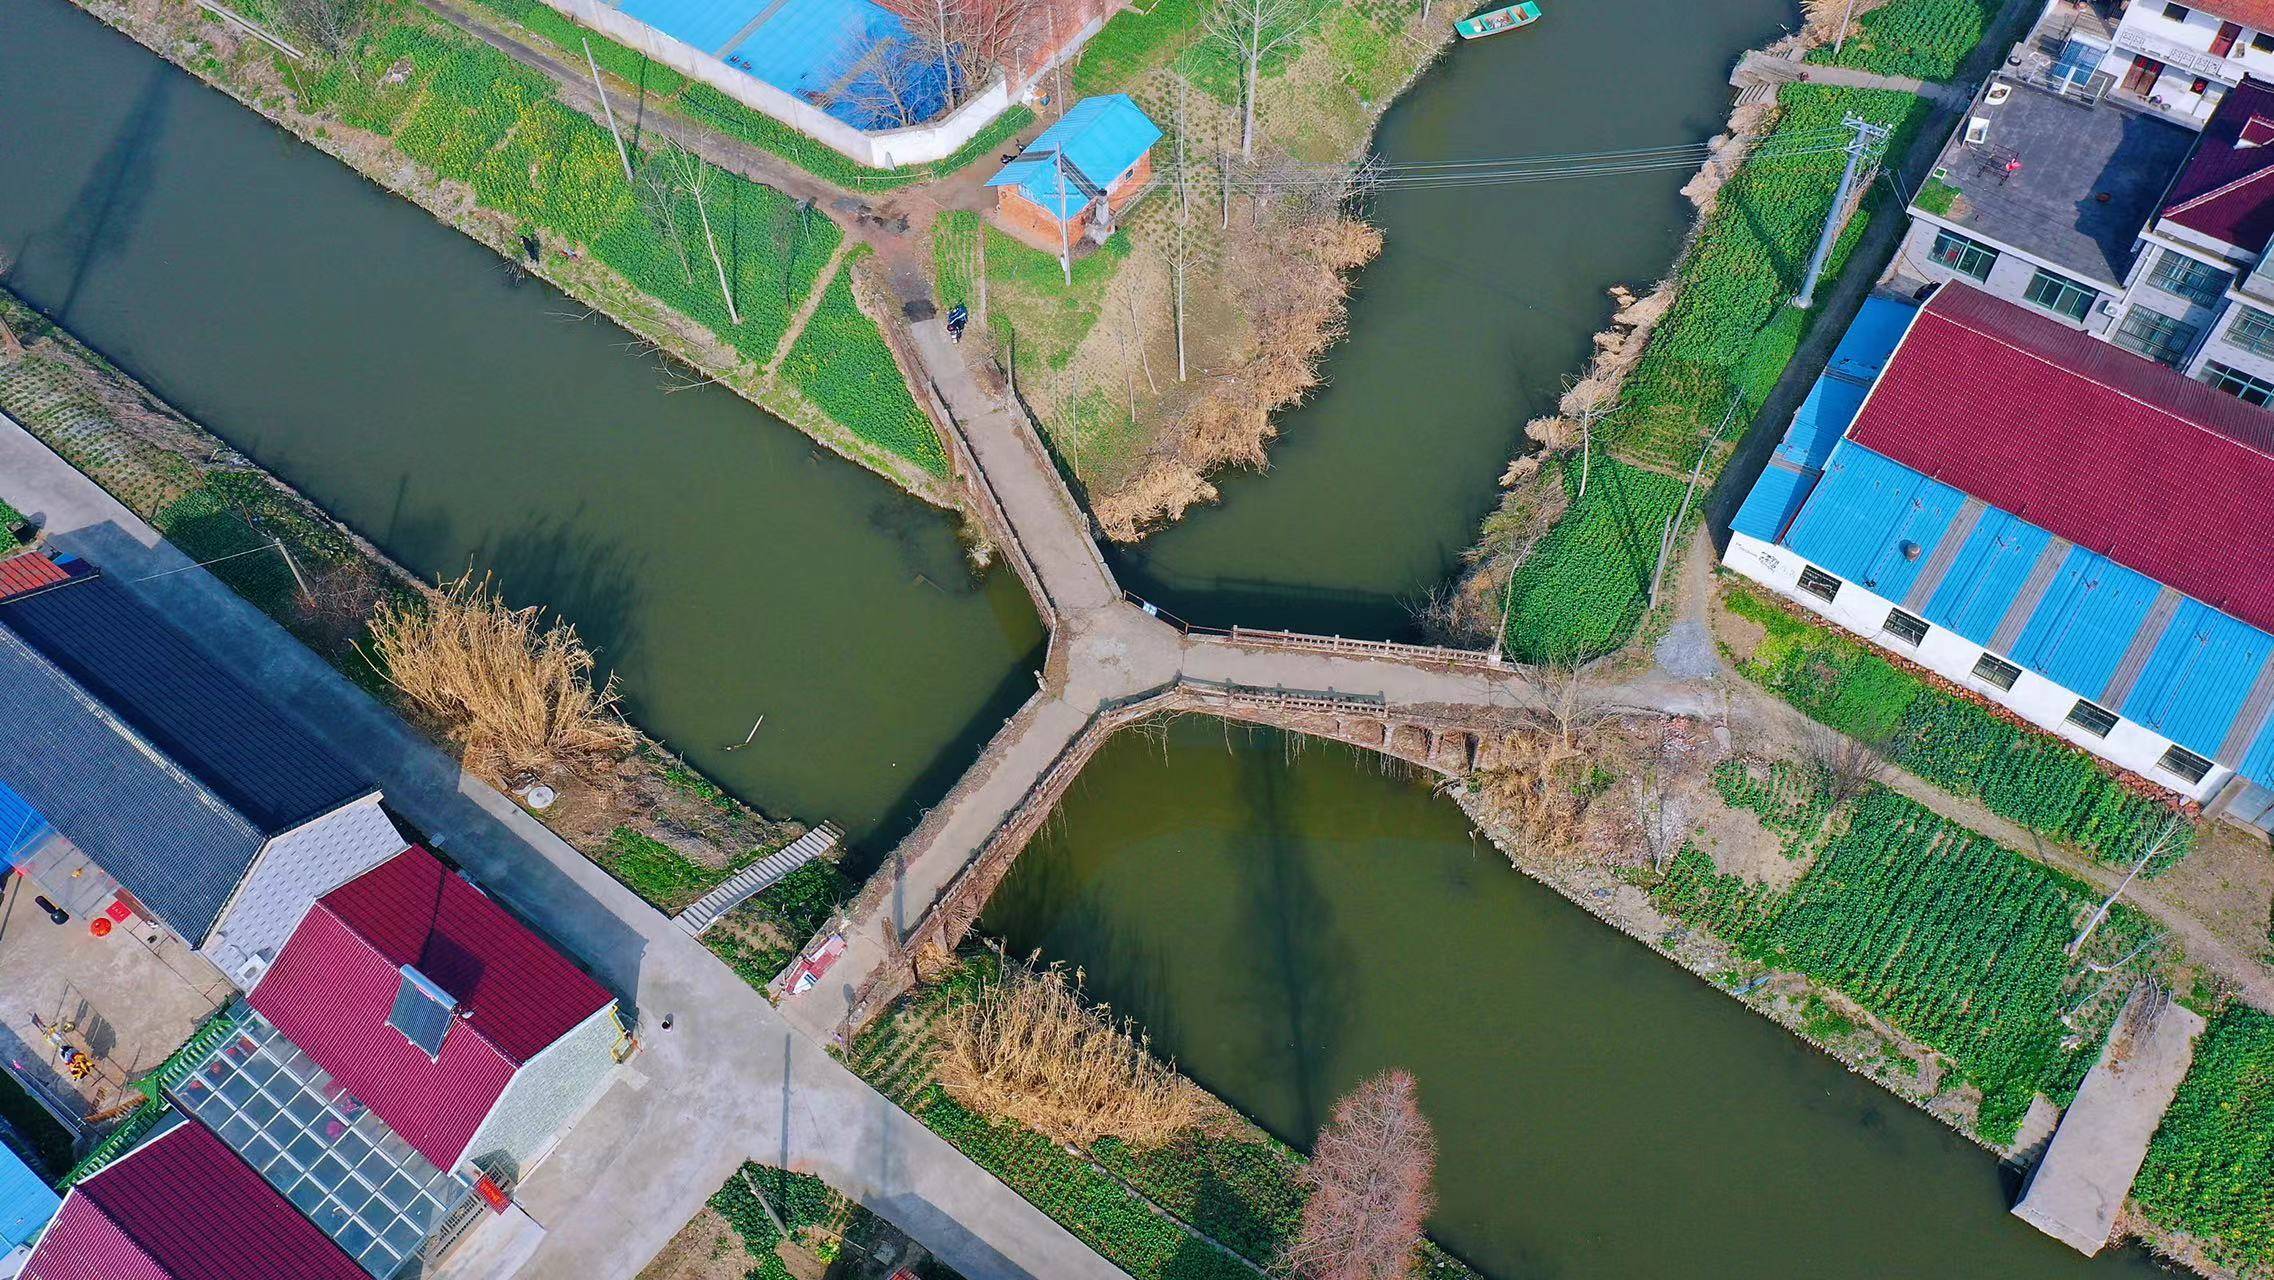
<box><xmin>0</xmin><ymin>1</ymin><xmax>2171</xmax><ymax>1273</ymax></box>
<box><xmin>0</xmin><ymin>0</ymin><xmax>1042</xmax><ymax>846</ymax></box>
<box><xmin>986</xmin><ymin>722</ymin><xmax>2165</xmax><ymax>1277</ymax></box>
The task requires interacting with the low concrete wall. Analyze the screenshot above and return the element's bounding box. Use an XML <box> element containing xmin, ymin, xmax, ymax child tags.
<box><xmin>533</xmin><ymin>0</ymin><xmax>1108</xmax><ymax>170</ymax></box>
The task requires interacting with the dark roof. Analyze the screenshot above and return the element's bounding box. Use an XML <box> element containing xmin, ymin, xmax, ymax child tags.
<box><xmin>2162</xmin><ymin>78</ymin><xmax>2274</xmax><ymax>251</ymax></box>
<box><xmin>1847</xmin><ymin>282</ymin><xmax>2274</xmax><ymax>634</ymax></box>
<box><xmin>0</xmin><ymin>571</ymin><xmax>372</xmax><ymax>835</ymax></box>
<box><xmin>250</xmin><ymin>847</ymin><xmax>614</xmax><ymax>1168</ymax></box>
<box><xmin>21</xmin><ymin>1117</ymin><xmax>365</xmax><ymax>1280</ymax></box>
<box><xmin>1924</xmin><ymin>79</ymin><xmax>2195</xmax><ymax>284</ymax></box>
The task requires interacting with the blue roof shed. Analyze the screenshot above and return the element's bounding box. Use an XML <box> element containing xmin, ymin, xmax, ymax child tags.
<box><xmin>988</xmin><ymin>95</ymin><xmax>1162</xmax><ymax>220</ymax></box>
<box><xmin>0</xmin><ymin>1139</ymin><xmax>58</xmax><ymax>1251</ymax></box>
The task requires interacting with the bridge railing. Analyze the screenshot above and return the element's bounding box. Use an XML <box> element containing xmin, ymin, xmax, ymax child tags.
<box><xmin>1124</xmin><ymin>592</ymin><xmax>1506</xmax><ymax>669</ymax></box>
<box><xmin>926</xmin><ymin>374</ymin><xmax>1059</xmax><ymax>635</ymax></box>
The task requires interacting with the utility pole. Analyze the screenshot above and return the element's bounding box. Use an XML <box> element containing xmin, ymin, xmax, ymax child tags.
<box><xmin>583</xmin><ymin>38</ymin><xmax>636</xmax><ymax>185</ymax></box>
<box><xmin>1792</xmin><ymin>114</ymin><xmax>1887</xmax><ymax>309</ymax></box>
<box><xmin>1830</xmin><ymin>0</ymin><xmax>1860</xmax><ymax>58</ymax></box>
<box><xmin>1054</xmin><ymin>150</ymin><xmax>1074</xmax><ymax>287</ymax></box>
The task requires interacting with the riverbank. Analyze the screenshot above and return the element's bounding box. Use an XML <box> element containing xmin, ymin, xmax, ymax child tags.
<box><xmin>0</xmin><ymin>286</ymin><xmax>838</xmax><ymax>940</ymax></box>
<box><xmin>62</xmin><ymin>0</ymin><xmax>963</xmax><ymax>504</ymax></box>
<box><xmin>1455</xmin><ymin>0</ymin><xmax>2010</xmax><ymax>661</ymax></box>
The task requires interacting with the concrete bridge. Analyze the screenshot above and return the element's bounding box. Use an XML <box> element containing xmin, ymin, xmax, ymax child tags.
<box><xmin>781</xmin><ymin>319</ymin><xmax>1714</xmax><ymax>1039</ymax></box>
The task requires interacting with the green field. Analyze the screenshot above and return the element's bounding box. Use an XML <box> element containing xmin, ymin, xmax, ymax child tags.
<box><xmin>2135</xmin><ymin>1007</ymin><xmax>2274</xmax><ymax>1269</ymax></box>
<box><xmin>1070</xmin><ymin>0</ymin><xmax>1209</xmax><ymax>96</ymax></box>
<box><xmin>931</xmin><ymin>209</ymin><xmax>984</xmax><ymax>311</ymax></box>
<box><xmin>984</xmin><ymin>224</ymin><xmax>1130</xmax><ymax>371</ymax></box>
<box><xmin>1655</xmin><ymin>786</ymin><xmax>2135</xmax><ymax>1143</ymax></box>
<box><xmin>1806</xmin><ymin>0</ymin><xmax>2001</xmax><ymax>80</ymax></box>
<box><xmin>779</xmin><ymin>262</ymin><xmax>947</xmax><ymax>474</ymax></box>
<box><xmin>1500</xmin><ymin>455</ymin><xmax>1687</xmax><ymax>661</ymax></box>
<box><xmin>1724</xmin><ymin>583</ymin><xmax>2194</xmax><ymax>869</ymax></box>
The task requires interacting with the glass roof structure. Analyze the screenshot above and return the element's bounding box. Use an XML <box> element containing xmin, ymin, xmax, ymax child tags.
<box><xmin>169</xmin><ymin>1009</ymin><xmax>471</xmax><ymax>1278</ymax></box>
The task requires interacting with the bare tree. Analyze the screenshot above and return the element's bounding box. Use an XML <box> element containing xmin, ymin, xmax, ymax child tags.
<box><xmin>275</xmin><ymin>0</ymin><xmax>370</xmax><ymax>54</ymax></box>
<box><xmin>877</xmin><ymin>0</ymin><xmax>1043</xmax><ymax>110</ymax></box>
<box><xmin>1799</xmin><ymin>723</ymin><xmax>1888</xmax><ymax>810</ymax></box>
<box><xmin>1520</xmin><ymin>649</ymin><xmax>1612</xmax><ymax>751</ymax></box>
<box><xmin>1170</xmin><ymin>79</ymin><xmax>1194</xmax><ymax>382</ymax></box>
<box><xmin>2070</xmin><ymin>813</ymin><xmax>2187</xmax><ymax>957</ymax></box>
<box><xmin>833</xmin><ymin>38</ymin><xmax>937</xmax><ymax>129</ymax></box>
<box><xmin>1286</xmin><ymin>1070</ymin><xmax>1436</xmax><ymax>1280</ymax></box>
<box><xmin>648</xmin><ymin>138</ymin><xmax>740</xmax><ymax>325</ymax></box>
<box><xmin>1203</xmin><ymin>0</ymin><xmax>1311</xmax><ymax>160</ymax></box>
<box><xmin>633</xmin><ymin>153</ymin><xmax>699</xmax><ymax>288</ymax></box>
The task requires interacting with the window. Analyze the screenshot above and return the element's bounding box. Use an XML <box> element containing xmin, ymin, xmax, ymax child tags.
<box><xmin>2228</xmin><ymin>305</ymin><xmax>2274</xmax><ymax>355</ymax></box>
<box><xmin>1930</xmin><ymin>228</ymin><xmax>1999</xmax><ymax>281</ymax></box>
<box><xmin>1884</xmin><ymin>608</ymin><xmax>1930</xmax><ymax>645</ymax></box>
<box><xmin>2255</xmin><ymin>30</ymin><xmax>2274</xmax><ymax>51</ymax></box>
<box><xmin>2204</xmin><ymin>360</ymin><xmax>2274</xmax><ymax>404</ymax></box>
<box><xmin>2066</xmin><ymin>699</ymin><xmax>2121</xmax><ymax>737</ymax></box>
<box><xmin>2113</xmin><ymin>306</ymin><xmax>2200</xmax><ymax>365</ymax></box>
<box><xmin>1798</xmin><ymin>566</ymin><xmax>1842</xmax><ymax>602</ymax></box>
<box><xmin>2164</xmin><ymin>1</ymin><xmax>2190</xmax><ymax>17</ymax></box>
<box><xmin>1972</xmin><ymin>652</ymin><xmax>2022</xmax><ymax>690</ymax></box>
<box><xmin>2193</xmin><ymin>76</ymin><xmax>2214</xmax><ymax>93</ymax></box>
<box><xmin>2023</xmin><ymin>267</ymin><xmax>2098</xmax><ymax>321</ymax></box>
<box><xmin>2149</xmin><ymin>250</ymin><xmax>2234</xmax><ymax>305</ymax></box>
<box><xmin>387</xmin><ymin>966</ymin><xmax>455</xmax><ymax>1057</ymax></box>
<box><xmin>2158</xmin><ymin>744</ymin><xmax>2214</xmax><ymax>785</ymax></box>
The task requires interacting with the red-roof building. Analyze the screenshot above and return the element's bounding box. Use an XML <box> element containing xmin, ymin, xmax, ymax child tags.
<box><xmin>2161</xmin><ymin>78</ymin><xmax>2274</xmax><ymax>252</ymax></box>
<box><xmin>22</xmin><ymin>1118</ymin><xmax>365</xmax><ymax>1280</ymax></box>
<box><xmin>1848</xmin><ymin>283</ymin><xmax>2274</xmax><ymax>635</ymax></box>
<box><xmin>249</xmin><ymin>845</ymin><xmax>619</xmax><ymax>1172</ymax></box>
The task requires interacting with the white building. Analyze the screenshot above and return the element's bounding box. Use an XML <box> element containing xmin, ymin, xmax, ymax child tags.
<box><xmin>1725</xmin><ymin>283</ymin><xmax>2274</xmax><ymax>826</ymax></box>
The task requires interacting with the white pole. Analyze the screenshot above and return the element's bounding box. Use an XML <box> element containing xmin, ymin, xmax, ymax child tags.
<box><xmin>584</xmin><ymin>39</ymin><xmax>636</xmax><ymax>185</ymax></box>
<box><xmin>1056</xmin><ymin>152</ymin><xmax>1074</xmax><ymax>286</ymax></box>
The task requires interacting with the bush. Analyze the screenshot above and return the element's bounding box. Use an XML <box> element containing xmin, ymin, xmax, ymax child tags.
<box><xmin>0</xmin><ymin>496</ymin><xmax>23</xmax><ymax>553</ymax></box>
<box><xmin>2135</xmin><ymin>1007</ymin><xmax>2274</xmax><ymax>1268</ymax></box>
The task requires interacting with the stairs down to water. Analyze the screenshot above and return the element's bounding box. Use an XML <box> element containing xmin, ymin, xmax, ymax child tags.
<box><xmin>675</xmin><ymin>823</ymin><xmax>843</xmax><ymax>936</ymax></box>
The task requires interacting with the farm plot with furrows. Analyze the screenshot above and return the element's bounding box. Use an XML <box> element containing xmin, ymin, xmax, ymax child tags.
<box><xmin>1807</xmin><ymin>0</ymin><xmax>2001</xmax><ymax>79</ymax></box>
<box><xmin>779</xmin><ymin>264</ymin><xmax>946</xmax><ymax>474</ymax></box>
<box><xmin>2134</xmin><ymin>1006</ymin><xmax>2274</xmax><ymax>1270</ymax></box>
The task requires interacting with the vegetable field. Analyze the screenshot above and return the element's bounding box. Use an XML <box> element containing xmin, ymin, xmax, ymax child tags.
<box><xmin>2134</xmin><ymin>1007</ymin><xmax>2274</xmax><ymax>1270</ymax></box>
<box><xmin>1712</xmin><ymin>757</ymin><xmax>1832</xmax><ymax>858</ymax></box>
<box><xmin>780</xmin><ymin>264</ymin><xmax>947</xmax><ymax>474</ymax></box>
<box><xmin>272</xmin><ymin>7</ymin><xmax>974</xmax><ymax>475</ymax></box>
<box><xmin>1725</xmin><ymin>583</ymin><xmax>2194</xmax><ymax>869</ymax></box>
<box><xmin>931</xmin><ymin>209</ymin><xmax>983</xmax><ymax>311</ymax></box>
<box><xmin>1487</xmin><ymin>84</ymin><xmax>1936</xmax><ymax>659</ymax></box>
<box><xmin>1807</xmin><ymin>0</ymin><xmax>2001</xmax><ymax>80</ymax></box>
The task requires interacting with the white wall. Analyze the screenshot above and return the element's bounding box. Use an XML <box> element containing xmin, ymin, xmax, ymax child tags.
<box><xmin>202</xmin><ymin>797</ymin><xmax>404</xmax><ymax>986</ymax></box>
<box><xmin>1894</xmin><ymin>217</ymin><xmax>2119</xmax><ymax>332</ymax></box>
<box><xmin>1723</xmin><ymin>532</ymin><xmax>2230</xmax><ymax>802</ymax></box>
<box><xmin>532</xmin><ymin>0</ymin><xmax>1109</xmax><ymax>169</ymax></box>
<box><xmin>456</xmin><ymin>1003</ymin><xmax>624</xmax><ymax>1179</ymax></box>
<box><xmin>2101</xmin><ymin>2</ymin><xmax>2274</xmax><ymax>119</ymax></box>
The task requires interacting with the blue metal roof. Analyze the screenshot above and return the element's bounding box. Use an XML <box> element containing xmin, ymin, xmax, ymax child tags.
<box><xmin>1732</xmin><ymin>295</ymin><xmax>1919</xmax><ymax>545</ymax></box>
<box><xmin>0</xmin><ymin>1139</ymin><xmax>57</xmax><ymax>1249</ymax></box>
<box><xmin>0</xmin><ymin>572</ymin><xmax>374</xmax><ymax>940</ymax></box>
<box><xmin>988</xmin><ymin>95</ymin><xmax>1160</xmax><ymax>217</ymax></box>
<box><xmin>617</xmin><ymin>0</ymin><xmax>949</xmax><ymax>130</ymax></box>
<box><xmin>1768</xmin><ymin>436</ymin><xmax>2274</xmax><ymax>788</ymax></box>
<box><xmin>1730</xmin><ymin>461</ymin><xmax>1814</xmax><ymax>543</ymax></box>
<box><xmin>0</xmin><ymin>778</ymin><xmax>54</xmax><ymax>872</ymax></box>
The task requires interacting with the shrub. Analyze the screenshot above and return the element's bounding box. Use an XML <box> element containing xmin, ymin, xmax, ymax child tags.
<box><xmin>2135</xmin><ymin>1007</ymin><xmax>2274</xmax><ymax>1268</ymax></box>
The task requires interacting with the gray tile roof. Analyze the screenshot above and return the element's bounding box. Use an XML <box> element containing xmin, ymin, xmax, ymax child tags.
<box><xmin>1929</xmin><ymin>80</ymin><xmax>2195</xmax><ymax>286</ymax></box>
<box><xmin>0</xmin><ymin>572</ymin><xmax>374</xmax><ymax>940</ymax></box>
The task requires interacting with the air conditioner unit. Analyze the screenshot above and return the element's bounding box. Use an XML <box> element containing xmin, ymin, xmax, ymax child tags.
<box><xmin>2099</xmin><ymin>297</ymin><xmax>2120</xmax><ymax>315</ymax></box>
<box><xmin>236</xmin><ymin>952</ymin><xmax>271</xmax><ymax>987</ymax></box>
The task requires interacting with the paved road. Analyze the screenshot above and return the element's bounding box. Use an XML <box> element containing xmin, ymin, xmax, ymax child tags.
<box><xmin>0</xmin><ymin>415</ymin><xmax>1130</xmax><ymax>1280</ymax></box>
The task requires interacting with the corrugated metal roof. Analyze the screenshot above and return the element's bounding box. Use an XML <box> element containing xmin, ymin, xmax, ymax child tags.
<box><xmin>1731</xmin><ymin>461</ymin><xmax>1815</xmax><ymax>543</ymax></box>
<box><xmin>1847</xmin><ymin>283</ymin><xmax>2274</xmax><ymax>637</ymax></box>
<box><xmin>989</xmin><ymin>95</ymin><xmax>1159</xmax><ymax>218</ymax></box>
<box><xmin>0</xmin><ymin>573</ymin><xmax>373</xmax><ymax>836</ymax></box>
<box><xmin>250</xmin><ymin>847</ymin><xmax>614</xmax><ymax>1169</ymax></box>
<box><xmin>1774</xmin><ymin>437</ymin><xmax>2274</xmax><ymax>787</ymax></box>
<box><xmin>0</xmin><ymin>1139</ymin><xmax>58</xmax><ymax>1249</ymax></box>
<box><xmin>1733</xmin><ymin>296</ymin><xmax>1919</xmax><ymax>545</ymax></box>
<box><xmin>21</xmin><ymin>1116</ymin><xmax>364</xmax><ymax>1280</ymax></box>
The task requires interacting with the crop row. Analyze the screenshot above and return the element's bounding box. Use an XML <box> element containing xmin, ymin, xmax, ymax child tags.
<box><xmin>1500</xmin><ymin>455</ymin><xmax>1686</xmax><ymax>662</ymax></box>
<box><xmin>779</xmin><ymin>264</ymin><xmax>948</xmax><ymax>474</ymax></box>
<box><xmin>2134</xmin><ymin>1007</ymin><xmax>2274</xmax><ymax>1269</ymax></box>
<box><xmin>1724</xmin><ymin>583</ymin><xmax>2193</xmax><ymax>868</ymax></box>
<box><xmin>1711</xmin><ymin>757</ymin><xmax>1832</xmax><ymax>857</ymax></box>
<box><xmin>1807</xmin><ymin>0</ymin><xmax>2000</xmax><ymax>80</ymax></box>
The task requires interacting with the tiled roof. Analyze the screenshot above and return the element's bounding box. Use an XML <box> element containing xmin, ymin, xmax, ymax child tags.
<box><xmin>2161</xmin><ymin>77</ymin><xmax>2274</xmax><ymax>250</ymax></box>
<box><xmin>21</xmin><ymin>1117</ymin><xmax>364</xmax><ymax>1280</ymax></box>
<box><xmin>250</xmin><ymin>846</ymin><xmax>614</xmax><ymax>1169</ymax></box>
<box><xmin>0</xmin><ymin>551</ymin><xmax>71</xmax><ymax>602</ymax></box>
<box><xmin>0</xmin><ymin>571</ymin><xmax>373</xmax><ymax>835</ymax></box>
<box><xmin>1845</xmin><ymin>282</ymin><xmax>2274</xmax><ymax>636</ymax></box>
<box><xmin>2197</xmin><ymin>0</ymin><xmax>2274</xmax><ymax>34</ymax></box>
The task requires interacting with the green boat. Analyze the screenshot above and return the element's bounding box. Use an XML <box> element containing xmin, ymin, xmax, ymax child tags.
<box><xmin>1456</xmin><ymin>0</ymin><xmax>1541</xmax><ymax>38</ymax></box>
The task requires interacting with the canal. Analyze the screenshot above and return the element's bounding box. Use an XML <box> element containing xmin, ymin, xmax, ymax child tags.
<box><xmin>0</xmin><ymin>0</ymin><xmax>1043</xmax><ymax>847</ymax></box>
<box><xmin>986</xmin><ymin>722</ymin><xmax>2163</xmax><ymax>1278</ymax></box>
<box><xmin>0</xmin><ymin>0</ymin><xmax>2171</xmax><ymax>1274</ymax></box>
<box><xmin>1112</xmin><ymin>0</ymin><xmax>1803</xmax><ymax>638</ymax></box>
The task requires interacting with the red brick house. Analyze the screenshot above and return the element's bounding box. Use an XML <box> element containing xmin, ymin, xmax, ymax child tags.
<box><xmin>986</xmin><ymin>93</ymin><xmax>1162</xmax><ymax>244</ymax></box>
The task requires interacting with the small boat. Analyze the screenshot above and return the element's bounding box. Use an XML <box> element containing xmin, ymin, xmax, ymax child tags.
<box><xmin>1457</xmin><ymin>0</ymin><xmax>1542</xmax><ymax>38</ymax></box>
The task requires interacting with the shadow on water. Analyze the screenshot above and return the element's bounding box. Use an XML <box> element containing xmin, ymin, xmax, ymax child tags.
<box><xmin>20</xmin><ymin>60</ymin><xmax>167</xmax><ymax>321</ymax></box>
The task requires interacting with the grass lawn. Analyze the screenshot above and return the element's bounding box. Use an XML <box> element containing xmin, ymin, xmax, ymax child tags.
<box><xmin>1070</xmin><ymin>0</ymin><xmax>1209</xmax><ymax>96</ymax></box>
<box><xmin>986</xmin><ymin>225</ymin><xmax>1129</xmax><ymax>371</ymax></box>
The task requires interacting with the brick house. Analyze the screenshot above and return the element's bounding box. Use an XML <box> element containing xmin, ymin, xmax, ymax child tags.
<box><xmin>986</xmin><ymin>94</ymin><xmax>1162</xmax><ymax>244</ymax></box>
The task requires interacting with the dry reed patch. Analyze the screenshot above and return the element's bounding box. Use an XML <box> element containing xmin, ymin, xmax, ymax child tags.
<box><xmin>933</xmin><ymin>957</ymin><xmax>1211</xmax><ymax>1150</ymax></box>
<box><xmin>365</xmin><ymin>569</ymin><xmax>636</xmax><ymax>785</ymax></box>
